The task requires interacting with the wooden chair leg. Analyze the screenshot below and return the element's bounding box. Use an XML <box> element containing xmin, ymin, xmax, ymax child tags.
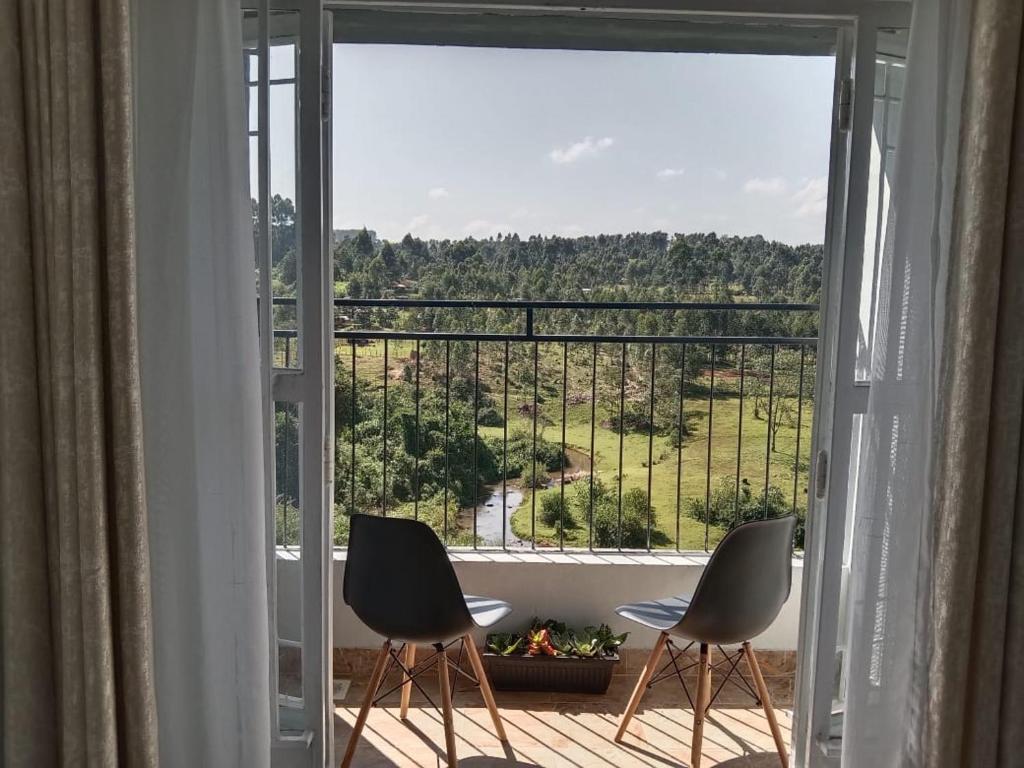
<box><xmin>399</xmin><ymin>643</ymin><xmax>416</xmax><ymax>719</ymax></box>
<box><xmin>690</xmin><ymin>643</ymin><xmax>711</xmax><ymax>768</ymax></box>
<box><xmin>464</xmin><ymin>634</ymin><xmax>508</xmax><ymax>742</ymax></box>
<box><xmin>437</xmin><ymin>645</ymin><xmax>458</xmax><ymax>766</ymax></box>
<box><xmin>616</xmin><ymin>631</ymin><xmax>669</xmax><ymax>742</ymax></box>
<box><xmin>743</xmin><ymin>642</ymin><xmax>789</xmax><ymax>768</ymax></box>
<box><xmin>341</xmin><ymin>640</ymin><xmax>391</xmax><ymax>768</ymax></box>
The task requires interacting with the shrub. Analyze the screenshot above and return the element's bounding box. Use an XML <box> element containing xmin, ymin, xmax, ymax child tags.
<box><xmin>540</xmin><ymin>494</ymin><xmax>575</xmax><ymax>529</ymax></box>
<box><xmin>523</xmin><ymin>460</ymin><xmax>550</xmax><ymax>489</ymax></box>
<box><xmin>591</xmin><ymin>502</ymin><xmax>619</xmax><ymax>548</ymax></box>
<box><xmin>477</xmin><ymin>406</ymin><xmax>504</xmax><ymax>427</ymax></box>
<box><xmin>686</xmin><ymin>477</ymin><xmax>805</xmax><ymax>548</ymax></box>
<box><xmin>587</xmin><ymin>487</ymin><xmax>651</xmax><ymax>549</ymax></box>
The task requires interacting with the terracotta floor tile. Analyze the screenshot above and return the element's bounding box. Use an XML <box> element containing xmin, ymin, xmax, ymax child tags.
<box><xmin>335</xmin><ymin>682</ymin><xmax>791</xmax><ymax>767</ymax></box>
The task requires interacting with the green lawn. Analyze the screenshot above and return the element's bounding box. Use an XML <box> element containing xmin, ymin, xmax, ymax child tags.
<box><xmin>498</xmin><ymin>386</ymin><xmax>812</xmax><ymax>550</ymax></box>
<box><xmin>335</xmin><ymin>339</ymin><xmax>813</xmax><ymax>550</ymax></box>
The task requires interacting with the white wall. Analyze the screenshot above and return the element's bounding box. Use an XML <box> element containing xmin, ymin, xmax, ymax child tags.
<box><xmin>277</xmin><ymin>550</ymin><xmax>803</xmax><ymax>650</ymax></box>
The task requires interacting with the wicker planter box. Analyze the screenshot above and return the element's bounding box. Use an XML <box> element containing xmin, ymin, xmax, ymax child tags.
<box><xmin>482</xmin><ymin>652</ymin><xmax>619</xmax><ymax>694</ymax></box>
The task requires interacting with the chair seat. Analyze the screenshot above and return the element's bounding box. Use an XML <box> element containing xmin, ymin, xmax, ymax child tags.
<box><xmin>615</xmin><ymin>595</ymin><xmax>691</xmax><ymax>631</ymax></box>
<box><xmin>465</xmin><ymin>595</ymin><xmax>512</xmax><ymax>628</ymax></box>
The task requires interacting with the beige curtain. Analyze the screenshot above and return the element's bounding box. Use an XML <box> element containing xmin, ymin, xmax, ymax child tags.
<box><xmin>928</xmin><ymin>0</ymin><xmax>1024</xmax><ymax>765</ymax></box>
<box><xmin>0</xmin><ymin>1</ymin><xmax>159</xmax><ymax>766</ymax></box>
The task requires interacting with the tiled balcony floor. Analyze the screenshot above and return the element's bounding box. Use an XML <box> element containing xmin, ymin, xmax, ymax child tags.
<box><xmin>334</xmin><ymin>664</ymin><xmax>792</xmax><ymax>768</ymax></box>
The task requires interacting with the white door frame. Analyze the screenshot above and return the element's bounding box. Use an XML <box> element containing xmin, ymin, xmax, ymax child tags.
<box><xmin>791</xmin><ymin>7</ymin><xmax>908</xmax><ymax>766</ymax></box>
<box><xmin>251</xmin><ymin>2</ymin><xmax>910</xmax><ymax>766</ymax></box>
<box><xmin>251</xmin><ymin>1</ymin><xmax>332</xmax><ymax>766</ymax></box>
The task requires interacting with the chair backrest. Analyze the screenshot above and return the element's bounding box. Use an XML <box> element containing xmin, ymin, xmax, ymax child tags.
<box><xmin>343</xmin><ymin>514</ymin><xmax>473</xmax><ymax>642</ymax></box>
<box><xmin>677</xmin><ymin>515</ymin><xmax>797</xmax><ymax>645</ymax></box>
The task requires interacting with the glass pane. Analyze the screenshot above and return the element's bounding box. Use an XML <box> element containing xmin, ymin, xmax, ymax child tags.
<box><xmin>274</xmin><ymin>401</ymin><xmax>304</xmax><ymax>721</ymax></box>
<box><xmin>856</xmin><ymin>30</ymin><xmax>908</xmax><ymax>382</ymax></box>
<box><xmin>268</xmin><ymin>12</ymin><xmax>301</xmax><ymax>369</ymax></box>
<box><xmin>270</xmin><ymin>81</ymin><xmax>300</xmax><ymax>368</ymax></box>
<box><xmin>269</xmin><ymin>41</ymin><xmax>296</xmax><ymax>80</ymax></box>
<box><xmin>248</xmin><ymin>85</ymin><xmax>258</xmax><ymax>133</ymax></box>
<box><xmin>244</xmin><ymin>10</ymin><xmax>303</xmax><ymax>370</ymax></box>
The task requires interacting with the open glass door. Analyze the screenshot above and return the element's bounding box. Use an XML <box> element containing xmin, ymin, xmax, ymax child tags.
<box><xmin>244</xmin><ymin>2</ymin><xmax>333</xmax><ymax>765</ymax></box>
<box><xmin>792</xmin><ymin>14</ymin><xmax>909</xmax><ymax>767</ymax></box>
<box><xmin>242</xmin><ymin>3</ymin><xmax>909</xmax><ymax>767</ymax></box>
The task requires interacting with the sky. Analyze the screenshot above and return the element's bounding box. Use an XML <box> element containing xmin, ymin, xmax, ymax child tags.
<box><xmin>266</xmin><ymin>44</ymin><xmax>837</xmax><ymax>247</ymax></box>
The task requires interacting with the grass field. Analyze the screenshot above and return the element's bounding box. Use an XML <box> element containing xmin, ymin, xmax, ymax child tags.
<box><xmin>334</xmin><ymin>338</ymin><xmax>814</xmax><ymax>551</ymax></box>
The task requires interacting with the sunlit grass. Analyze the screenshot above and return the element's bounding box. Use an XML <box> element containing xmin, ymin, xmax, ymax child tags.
<box><xmin>334</xmin><ymin>339</ymin><xmax>814</xmax><ymax>550</ymax></box>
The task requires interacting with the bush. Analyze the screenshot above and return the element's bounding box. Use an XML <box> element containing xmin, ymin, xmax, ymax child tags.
<box><xmin>610</xmin><ymin>401</ymin><xmax>652</xmax><ymax>434</ymax></box>
<box><xmin>620</xmin><ymin>488</ymin><xmax>652</xmax><ymax>548</ymax></box>
<box><xmin>477</xmin><ymin>406</ymin><xmax>504</xmax><ymax>427</ymax></box>
<box><xmin>582</xmin><ymin>482</ymin><xmax>652</xmax><ymax>549</ymax></box>
<box><xmin>524</xmin><ymin>460</ymin><xmax>550</xmax><ymax>489</ymax></box>
<box><xmin>591</xmin><ymin>502</ymin><xmax>619</xmax><ymax>548</ymax></box>
<box><xmin>540</xmin><ymin>493</ymin><xmax>575</xmax><ymax>529</ymax></box>
<box><xmin>686</xmin><ymin>477</ymin><xmax>805</xmax><ymax>548</ymax></box>
<box><xmin>486</xmin><ymin>432</ymin><xmax>566</xmax><ymax>480</ymax></box>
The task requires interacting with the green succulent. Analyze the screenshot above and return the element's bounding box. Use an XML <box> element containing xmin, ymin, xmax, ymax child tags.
<box><xmin>549</xmin><ymin>631</ymin><xmax>575</xmax><ymax>656</ymax></box>
<box><xmin>486</xmin><ymin>632</ymin><xmax>523</xmax><ymax>656</ymax></box>
<box><xmin>592</xmin><ymin>624</ymin><xmax>629</xmax><ymax>652</ymax></box>
<box><xmin>569</xmin><ymin>632</ymin><xmax>604</xmax><ymax>658</ymax></box>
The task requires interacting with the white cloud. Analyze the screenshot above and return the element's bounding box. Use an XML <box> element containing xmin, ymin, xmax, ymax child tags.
<box><xmin>656</xmin><ymin>167</ymin><xmax>685</xmax><ymax>179</ymax></box>
<box><xmin>549</xmin><ymin>136</ymin><xmax>614</xmax><ymax>164</ymax></box>
<box><xmin>560</xmin><ymin>224</ymin><xmax>585</xmax><ymax>236</ymax></box>
<box><xmin>709</xmin><ymin>168</ymin><xmax>728</xmax><ymax>181</ymax></box>
<box><xmin>742</xmin><ymin>176</ymin><xmax>788</xmax><ymax>196</ymax></box>
<box><xmin>462</xmin><ymin>219</ymin><xmax>493</xmax><ymax>236</ymax></box>
<box><xmin>792</xmin><ymin>176</ymin><xmax>829</xmax><ymax>218</ymax></box>
<box><xmin>428</xmin><ymin>186</ymin><xmax>449</xmax><ymax>199</ymax></box>
<box><xmin>406</xmin><ymin>214</ymin><xmax>430</xmax><ymax>232</ymax></box>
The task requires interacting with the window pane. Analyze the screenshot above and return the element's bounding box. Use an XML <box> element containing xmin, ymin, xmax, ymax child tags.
<box><xmin>274</xmin><ymin>401</ymin><xmax>304</xmax><ymax>722</ymax></box>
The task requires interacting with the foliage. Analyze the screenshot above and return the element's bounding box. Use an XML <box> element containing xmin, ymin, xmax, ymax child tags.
<box><xmin>486</xmin><ymin>619</ymin><xmax>628</xmax><ymax>659</ymax></box>
<box><xmin>486</xmin><ymin>633</ymin><xmax>523</xmax><ymax>656</ymax></box>
<box><xmin>263</xmin><ymin>197</ymin><xmax>821</xmax><ymax>550</ymax></box>
<box><xmin>523</xmin><ymin>460</ymin><xmax>550</xmax><ymax>489</ymax></box>
<box><xmin>569</xmin><ymin>625</ymin><xmax>628</xmax><ymax>658</ymax></box>
<box><xmin>539</xmin><ymin>494</ymin><xmax>575</xmax><ymax>530</ymax></box>
<box><xmin>330</xmin><ymin>230</ymin><xmax>822</xmax><ymax>322</ymax></box>
<box><xmin>577</xmin><ymin>481</ymin><xmax>654</xmax><ymax>549</ymax></box>
<box><xmin>526</xmin><ymin>627</ymin><xmax>558</xmax><ymax>656</ymax></box>
<box><xmin>685</xmin><ymin>477</ymin><xmax>805</xmax><ymax>548</ymax></box>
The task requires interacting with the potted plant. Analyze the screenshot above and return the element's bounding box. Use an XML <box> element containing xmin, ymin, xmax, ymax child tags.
<box><xmin>482</xmin><ymin>618</ymin><xmax>627</xmax><ymax>694</ymax></box>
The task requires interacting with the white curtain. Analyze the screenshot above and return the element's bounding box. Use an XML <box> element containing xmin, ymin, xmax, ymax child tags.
<box><xmin>841</xmin><ymin>0</ymin><xmax>970</xmax><ymax>765</ymax></box>
<box><xmin>133</xmin><ymin>0</ymin><xmax>272</xmax><ymax>765</ymax></box>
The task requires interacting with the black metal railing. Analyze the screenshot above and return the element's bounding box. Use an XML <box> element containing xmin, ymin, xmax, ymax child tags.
<box><xmin>271</xmin><ymin>298</ymin><xmax>817</xmax><ymax>552</ymax></box>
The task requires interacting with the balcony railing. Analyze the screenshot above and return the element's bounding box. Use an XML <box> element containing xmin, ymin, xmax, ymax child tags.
<box><xmin>272</xmin><ymin>298</ymin><xmax>818</xmax><ymax>553</ymax></box>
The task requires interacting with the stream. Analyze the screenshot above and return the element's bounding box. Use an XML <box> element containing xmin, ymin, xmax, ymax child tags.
<box><xmin>467</xmin><ymin>487</ymin><xmax>527</xmax><ymax>548</ymax></box>
<box><xmin>461</xmin><ymin>449</ymin><xmax>593</xmax><ymax>547</ymax></box>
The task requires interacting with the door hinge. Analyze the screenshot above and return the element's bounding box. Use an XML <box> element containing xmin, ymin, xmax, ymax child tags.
<box><xmin>838</xmin><ymin>77</ymin><xmax>853</xmax><ymax>132</ymax></box>
<box><xmin>321</xmin><ymin>67</ymin><xmax>331</xmax><ymax>121</ymax></box>
<box><xmin>815</xmin><ymin>449</ymin><xmax>829</xmax><ymax>499</ymax></box>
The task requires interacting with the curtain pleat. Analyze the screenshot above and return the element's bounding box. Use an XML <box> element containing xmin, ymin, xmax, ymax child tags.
<box><xmin>0</xmin><ymin>1</ymin><xmax>159</xmax><ymax>766</ymax></box>
<box><xmin>927</xmin><ymin>0</ymin><xmax>1024</xmax><ymax>765</ymax></box>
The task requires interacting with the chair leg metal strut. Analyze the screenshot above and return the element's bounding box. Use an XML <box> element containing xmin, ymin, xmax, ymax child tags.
<box><xmin>615</xmin><ymin>636</ymin><xmax>788</xmax><ymax>768</ymax></box>
<box><xmin>340</xmin><ymin>637</ymin><xmax>507</xmax><ymax>767</ymax></box>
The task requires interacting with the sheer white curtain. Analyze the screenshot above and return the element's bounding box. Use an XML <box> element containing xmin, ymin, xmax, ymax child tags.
<box><xmin>841</xmin><ymin>0</ymin><xmax>970</xmax><ymax>765</ymax></box>
<box><xmin>133</xmin><ymin>0</ymin><xmax>272</xmax><ymax>765</ymax></box>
